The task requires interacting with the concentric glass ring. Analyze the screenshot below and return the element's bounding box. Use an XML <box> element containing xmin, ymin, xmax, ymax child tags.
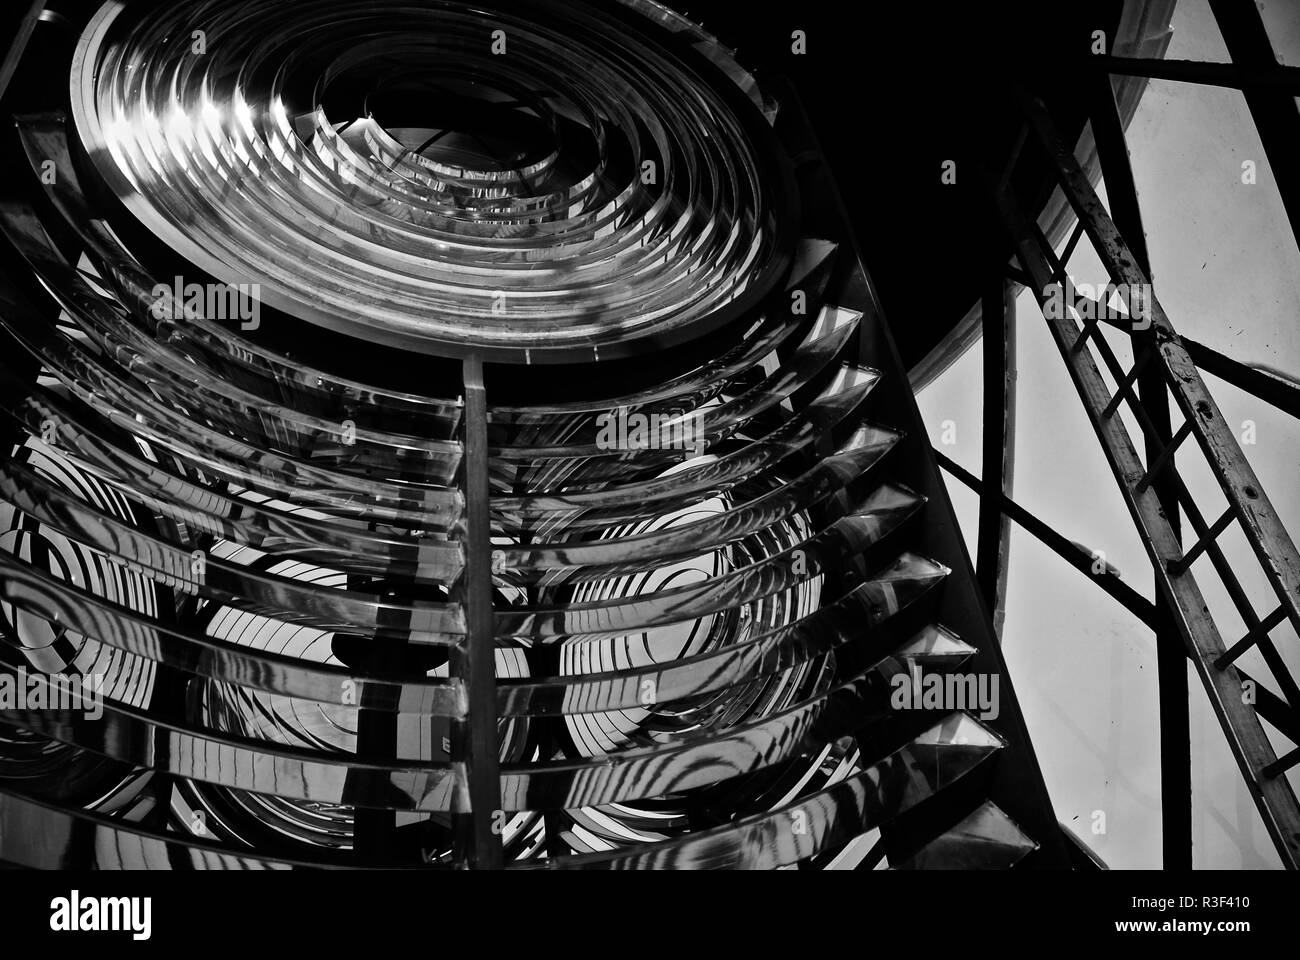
<box><xmin>71</xmin><ymin>0</ymin><xmax>793</xmax><ymax>362</ymax></box>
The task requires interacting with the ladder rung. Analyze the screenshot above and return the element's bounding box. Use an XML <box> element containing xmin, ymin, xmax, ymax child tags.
<box><xmin>1061</xmin><ymin>220</ymin><xmax>1087</xmax><ymax>269</ymax></box>
<box><xmin>1006</xmin><ymin>264</ymin><xmax>1033</xmax><ymax>288</ymax></box>
<box><xmin>1101</xmin><ymin>349</ymin><xmax>1155</xmax><ymax>420</ymax></box>
<box><xmin>1263</xmin><ymin>746</ymin><xmax>1300</xmax><ymax>779</ymax></box>
<box><xmin>1070</xmin><ymin>318</ymin><xmax>1099</xmax><ymax>356</ymax></box>
<box><xmin>1168</xmin><ymin>506</ymin><xmax>1237</xmax><ymax>577</ymax></box>
<box><xmin>1135</xmin><ymin>420</ymin><xmax>1194</xmax><ymax>493</ymax></box>
<box><xmin>1215</xmin><ymin>604</ymin><xmax>1289</xmax><ymax>669</ymax></box>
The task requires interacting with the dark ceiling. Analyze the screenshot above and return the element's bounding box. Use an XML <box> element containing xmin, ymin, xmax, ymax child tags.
<box><xmin>684</xmin><ymin>0</ymin><xmax>1127</xmax><ymax>369</ymax></box>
